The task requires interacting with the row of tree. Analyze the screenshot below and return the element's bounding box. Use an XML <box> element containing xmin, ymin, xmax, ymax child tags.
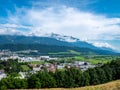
<box><xmin>0</xmin><ymin>60</ymin><xmax>120</xmax><ymax>89</ymax></box>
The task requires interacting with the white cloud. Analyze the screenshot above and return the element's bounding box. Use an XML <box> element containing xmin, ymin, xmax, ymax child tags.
<box><xmin>92</xmin><ymin>42</ymin><xmax>115</xmax><ymax>50</ymax></box>
<box><xmin>0</xmin><ymin>23</ymin><xmax>31</xmax><ymax>29</ymax></box>
<box><xmin>0</xmin><ymin>23</ymin><xmax>32</xmax><ymax>35</ymax></box>
<box><xmin>0</xmin><ymin>28</ymin><xmax>24</xmax><ymax>35</ymax></box>
<box><xmin>1</xmin><ymin>5</ymin><xmax>120</xmax><ymax>42</ymax></box>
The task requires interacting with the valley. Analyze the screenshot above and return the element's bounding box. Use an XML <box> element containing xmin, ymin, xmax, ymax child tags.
<box><xmin>0</xmin><ymin>0</ymin><xmax>120</xmax><ymax>89</ymax></box>
<box><xmin>0</xmin><ymin>35</ymin><xmax>120</xmax><ymax>89</ymax></box>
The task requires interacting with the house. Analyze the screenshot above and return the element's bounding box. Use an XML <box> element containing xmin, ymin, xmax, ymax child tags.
<box><xmin>0</xmin><ymin>70</ymin><xmax>6</xmax><ymax>80</ymax></box>
<box><xmin>0</xmin><ymin>70</ymin><xmax>5</xmax><ymax>74</ymax></box>
<box><xmin>57</xmin><ymin>65</ymin><xmax>64</xmax><ymax>69</ymax></box>
<box><xmin>28</xmin><ymin>64</ymin><xmax>37</xmax><ymax>68</ymax></box>
<box><xmin>74</xmin><ymin>61</ymin><xmax>85</xmax><ymax>65</ymax></box>
<box><xmin>18</xmin><ymin>72</ymin><xmax>26</xmax><ymax>79</ymax></box>
<box><xmin>65</xmin><ymin>65</ymin><xmax>71</xmax><ymax>69</ymax></box>
<box><xmin>46</xmin><ymin>64</ymin><xmax>56</xmax><ymax>73</ymax></box>
<box><xmin>33</xmin><ymin>67</ymin><xmax>41</xmax><ymax>72</ymax></box>
<box><xmin>40</xmin><ymin>56</ymin><xmax>50</xmax><ymax>60</ymax></box>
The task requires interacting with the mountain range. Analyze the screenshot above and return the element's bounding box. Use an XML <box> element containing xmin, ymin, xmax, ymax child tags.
<box><xmin>0</xmin><ymin>34</ymin><xmax>118</xmax><ymax>55</ymax></box>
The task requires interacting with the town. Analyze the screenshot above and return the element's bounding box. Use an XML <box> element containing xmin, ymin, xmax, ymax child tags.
<box><xmin>0</xmin><ymin>50</ymin><xmax>97</xmax><ymax>80</ymax></box>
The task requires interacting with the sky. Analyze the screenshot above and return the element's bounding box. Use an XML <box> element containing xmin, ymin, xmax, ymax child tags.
<box><xmin>0</xmin><ymin>0</ymin><xmax>120</xmax><ymax>51</ymax></box>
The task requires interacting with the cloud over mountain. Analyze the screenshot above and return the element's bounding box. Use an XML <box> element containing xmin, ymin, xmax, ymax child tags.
<box><xmin>0</xmin><ymin>1</ymin><xmax>120</xmax><ymax>51</ymax></box>
<box><xmin>0</xmin><ymin>5</ymin><xmax>120</xmax><ymax>41</ymax></box>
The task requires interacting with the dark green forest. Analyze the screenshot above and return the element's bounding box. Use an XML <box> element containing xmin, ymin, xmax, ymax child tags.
<box><xmin>0</xmin><ymin>44</ymin><xmax>117</xmax><ymax>55</ymax></box>
<box><xmin>0</xmin><ymin>59</ymin><xmax>120</xmax><ymax>89</ymax></box>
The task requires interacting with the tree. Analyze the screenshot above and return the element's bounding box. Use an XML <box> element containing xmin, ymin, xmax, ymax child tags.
<box><xmin>95</xmin><ymin>67</ymin><xmax>107</xmax><ymax>83</ymax></box>
<box><xmin>0</xmin><ymin>60</ymin><xmax>4</xmax><ymax>69</ymax></box>
<box><xmin>28</xmin><ymin>74</ymin><xmax>41</xmax><ymax>89</ymax></box>
<box><xmin>69</xmin><ymin>68</ymin><xmax>82</xmax><ymax>87</ymax></box>
<box><xmin>0</xmin><ymin>85</ymin><xmax>7</xmax><ymax>90</ymax></box>
<box><xmin>80</xmin><ymin>71</ymin><xmax>90</xmax><ymax>86</ymax></box>
<box><xmin>13</xmin><ymin>79</ymin><xmax>28</xmax><ymax>89</ymax></box>
<box><xmin>37</xmin><ymin>71</ymin><xmax>56</xmax><ymax>88</ymax></box>
<box><xmin>0</xmin><ymin>77</ymin><xmax>28</xmax><ymax>89</ymax></box>
<box><xmin>88</xmin><ymin>68</ymin><xmax>100</xmax><ymax>85</ymax></box>
<box><xmin>102</xmin><ymin>65</ymin><xmax>113</xmax><ymax>82</ymax></box>
<box><xmin>109</xmin><ymin>60</ymin><xmax>120</xmax><ymax>80</ymax></box>
<box><xmin>62</xmin><ymin>68</ymin><xmax>81</xmax><ymax>88</ymax></box>
<box><xmin>54</xmin><ymin>70</ymin><xmax>65</xmax><ymax>87</ymax></box>
<box><xmin>4</xmin><ymin>59</ymin><xmax>21</xmax><ymax>76</ymax></box>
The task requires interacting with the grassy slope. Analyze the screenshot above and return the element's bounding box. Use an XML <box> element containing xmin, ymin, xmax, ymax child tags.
<box><xmin>40</xmin><ymin>80</ymin><xmax>120</xmax><ymax>90</ymax></box>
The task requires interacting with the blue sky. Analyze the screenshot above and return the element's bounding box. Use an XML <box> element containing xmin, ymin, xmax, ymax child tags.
<box><xmin>0</xmin><ymin>0</ymin><xmax>120</xmax><ymax>18</ymax></box>
<box><xmin>0</xmin><ymin>0</ymin><xmax>120</xmax><ymax>51</ymax></box>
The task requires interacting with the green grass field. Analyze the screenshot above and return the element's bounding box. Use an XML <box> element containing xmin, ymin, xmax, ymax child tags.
<box><xmin>71</xmin><ymin>56</ymin><xmax>118</xmax><ymax>64</ymax></box>
<box><xmin>74</xmin><ymin>56</ymin><xmax>85</xmax><ymax>60</ymax></box>
<box><xmin>30</xmin><ymin>61</ymin><xmax>44</xmax><ymax>64</ymax></box>
<box><xmin>21</xmin><ymin>65</ymin><xmax>31</xmax><ymax>71</ymax></box>
<box><xmin>49</xmin><ymin>50</ymin><xmax>81</xmax><ymax>55</ymax></box>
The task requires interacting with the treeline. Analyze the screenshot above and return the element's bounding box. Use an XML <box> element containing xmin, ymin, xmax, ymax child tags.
<box><xmin>0</xmin><ymin>60</ymin><xmax>120</xmax><ymax>89</ymax></box>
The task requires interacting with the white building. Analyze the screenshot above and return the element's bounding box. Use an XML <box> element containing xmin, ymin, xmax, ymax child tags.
<box><xmin>0</xmin><ymin>73</ymin><xmax>7</xmax><ymax>80</ymax></box>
